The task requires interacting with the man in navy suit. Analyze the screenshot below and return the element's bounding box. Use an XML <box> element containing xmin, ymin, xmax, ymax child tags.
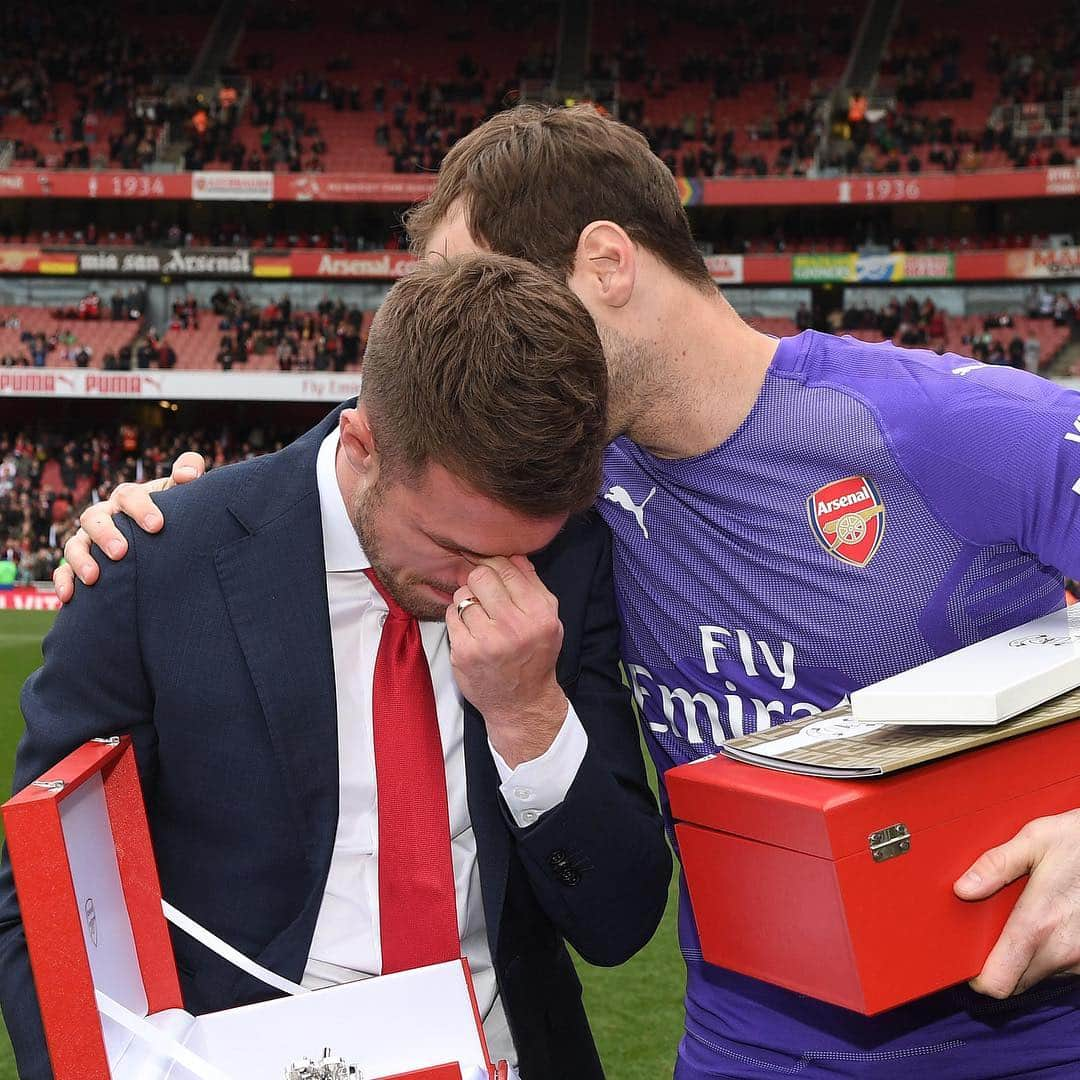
<box><xmin>0</xmin><ymin>255</ymin><xmax>671</xmax><ymax>1079</ymax></box>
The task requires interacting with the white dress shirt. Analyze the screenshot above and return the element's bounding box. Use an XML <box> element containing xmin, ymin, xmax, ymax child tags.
<box><xmin>303</xmin><ymin>431</ymin><xmax>588</xmax><ymax>1064</ymax></box>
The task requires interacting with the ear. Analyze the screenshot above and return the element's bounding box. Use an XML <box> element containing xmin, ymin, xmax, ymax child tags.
<box><xmin>571</xmin><ymin>221</ymin><xmax>637</xmax><ymax>310</ymax></box>
<box><xmin>338</xmin><ymin>404</ymin><xmax>379</xmax><ymax>484</ymax></box>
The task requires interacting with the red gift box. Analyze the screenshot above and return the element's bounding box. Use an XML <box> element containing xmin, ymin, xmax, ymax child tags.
<box><xmin>3</xmin><ymin>737</ymin><xmax>505</xmax><ymax>1079</ymax></box>
<box><xmin>666</xmin><ymin>718</ymin><xmax>1080</xmax><ymax>1015</ymax></box>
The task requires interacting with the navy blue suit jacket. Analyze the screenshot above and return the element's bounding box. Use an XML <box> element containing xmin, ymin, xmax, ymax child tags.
<box><xmin>0</xmin><ymin>407</ymin><xmax>671</xmax><ymax>1079</ymax></box>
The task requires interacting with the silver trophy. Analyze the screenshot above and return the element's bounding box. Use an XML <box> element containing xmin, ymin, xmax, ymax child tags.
<box><xmin>284</xmin><ymin>1047</ymin><xmax>362</xmax><ymax>1079</ymax></box>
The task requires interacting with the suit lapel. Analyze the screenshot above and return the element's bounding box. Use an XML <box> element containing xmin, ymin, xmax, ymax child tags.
<box><xmin>464</xmin><ymin>700</ymin><xmax>510</xmax><ymax>954</ymax></box>
<box><xmin>215</xmin><ymin>410</ymin><xmax>346</xmax><ymax>881</ymax></box>
<box><xmin>216</xmin><ymin>496</ymin><xmax>338</xmax><ymax>876</ymax></box>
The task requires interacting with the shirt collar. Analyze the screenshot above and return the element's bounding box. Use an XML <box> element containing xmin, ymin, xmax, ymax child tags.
<box><xmin>316</xmin><ymin>428</ymin><xmax>371</xmax><ymax>573</ymax></box>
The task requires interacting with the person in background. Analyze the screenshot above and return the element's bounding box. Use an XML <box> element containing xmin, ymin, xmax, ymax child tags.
<box><xmin>1024</xmin><ymin>331</ymin><xmax>1042</xmax><ymax>372</ymax></box>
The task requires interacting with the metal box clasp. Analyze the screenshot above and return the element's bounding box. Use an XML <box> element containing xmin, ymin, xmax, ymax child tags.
<box><xmin>869</xmin><ymin>822</ymin><xmax>910</xmax><ymax>862</ymax></box>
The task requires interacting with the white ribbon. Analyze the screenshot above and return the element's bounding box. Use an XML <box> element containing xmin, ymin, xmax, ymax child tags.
<box><xmin>95</xmin><ymin>990</ymin><xmax>232</xmax><ymax>1080</ymax></box>
<box><xmin>95</xmin><ymin>900</ymin><xmax>305</xmax><ymax>1077</ymax></box>
<box><xmin>161</xmin><ymin>900</ymin><xmax>308</xmax><ymax>997</ymax></box>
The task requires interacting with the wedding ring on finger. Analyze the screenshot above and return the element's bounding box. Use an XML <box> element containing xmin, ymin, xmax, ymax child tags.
<box><xmin>456</xmin><ymin>595</ymin><xmax>481</xmax><ymax>618</ymax></box>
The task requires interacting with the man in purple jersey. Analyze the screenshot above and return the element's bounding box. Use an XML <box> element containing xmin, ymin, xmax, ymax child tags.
<box><xmin>59</xmin><ymin>105</ymin><xmax>1080</xmax><ymax>1078</ymax></box>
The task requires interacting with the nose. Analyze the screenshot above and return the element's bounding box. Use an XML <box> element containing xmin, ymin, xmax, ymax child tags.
<box><xmin>451</xmin><ymin>561</ymin><xmax>474</xmax><ymax>589</ymax></box>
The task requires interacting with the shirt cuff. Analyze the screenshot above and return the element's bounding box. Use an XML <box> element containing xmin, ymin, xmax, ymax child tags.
<box><xmin>489</xmin><ymin>703</ymin><xmax>588</xmax><ymax>828</ymax></box>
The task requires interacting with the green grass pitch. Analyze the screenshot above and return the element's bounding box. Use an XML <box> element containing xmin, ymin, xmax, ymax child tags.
<box><xmin>0</xmin><ymin>611</ymin><xmax>684</xmax><ymax>1079</ymax></box>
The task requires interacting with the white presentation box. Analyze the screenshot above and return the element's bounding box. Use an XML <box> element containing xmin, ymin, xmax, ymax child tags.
<box><xmin>851</xmin><ymin>606</ymin><xmax>1080</xmax><ymax>725</ymax></box>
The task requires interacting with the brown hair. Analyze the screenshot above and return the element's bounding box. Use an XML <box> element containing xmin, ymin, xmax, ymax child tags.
<box><xmin>405</xmin><ymin>103</ymin><xmax>714</xmax><ymax>292</ymax></box>
<box><xmin>361</xmin><ymin>253</ymin><xmax>608</xmax><ymax>516</ymax></box>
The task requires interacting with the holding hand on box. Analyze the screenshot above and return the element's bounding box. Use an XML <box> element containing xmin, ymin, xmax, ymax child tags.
<box><xmin>956</xmin><ymin>809</ymin><xmax>1080</xmax><ymax>997</ymax></box>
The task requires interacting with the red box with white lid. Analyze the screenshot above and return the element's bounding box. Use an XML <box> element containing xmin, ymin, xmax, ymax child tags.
<box><xmin>666</xmin><ymin>718</ymin><xmax>1080</xmax><ymax>1015</ymax></box>
<box><xmin>2</xmin><ymin>736</ymin><xmax>509</xmax><ymax>1079</ymax></box>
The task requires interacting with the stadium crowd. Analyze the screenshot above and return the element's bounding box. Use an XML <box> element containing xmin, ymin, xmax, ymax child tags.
<box><xmin>0</xmin><ymin>218</ymin><xmax>403</xmax><ymax>252</ymax></box>
<box><xmin>0</xmin><ymin>289</ymin><xmax>148</xmax><ymax>369</ymax></box>
<box><xmin>0</xmin><ymin>211</ymin><xmax>1070</xmax><ymax>257</ymax></box>
<box><xmin>810</xmin><ymin>288</ymin><xmax>1080</xmax><ymax>366</ymax></box>
<box><xmin>0</xmin><ymin>423</ymin><xmax>303</xmax><ymax>583</ymax></box>
<box><xmin>827</xmin><ymin>100</ymin><xmax>1080</xmax><ymax>176</ymax></box>
<box><xmin>181</xmin><ymin>0</ymin><xmax>560</xmax><ymax>175</ymax></box>
<box><xmin>0</xmin><ymin>4</ymin><xmax>197</xmax><ymax>171</ymax></box>
<box><xmin>0</xmin><ymin>1</ymin><xmax>1075</xmax><ymax>179</ymax></box>
<box><xmin>205</xmin><ymin>287</ymin><xmax>368</xmax><ymax>371</ymax></box>
<box><xmin>3</xmin><ymin>287</ymin><xmax>1076</xmax><ymax>371</ymax></box>
<box><xmin>0</xmin><ymin>287</ymin><xmax>372</xmax><ymax>371</ymax></box>
<box><xmin>825</xmin><ymin>8</ymin><xmax>1080</xmax><ymax>174</ymax></box>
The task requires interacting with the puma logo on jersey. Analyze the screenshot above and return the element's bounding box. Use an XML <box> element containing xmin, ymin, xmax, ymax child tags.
<box><xmin>952</xmin><ymin>364</ymin><xmax>983</xmax><ymax>376</ymax></box>
<box><xmin>604</xmin><ymin>485</ymin><xmax>657</xmax><ymax>539</ymax></box>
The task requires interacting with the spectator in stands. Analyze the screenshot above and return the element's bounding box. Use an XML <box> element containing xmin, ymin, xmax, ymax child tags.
<box><xmin>29</xmin><ymin>336</ymin><xmax>47</xmax><ymax>367</ymax></box>
<box><xmin>135</xmin><ymin>339</ymin><xmax>156</xmax><ymax>369</ymax></box>
<box><xmin>1025</xmin><ymin>331</ymin><xmax>1042</xmax><ymax>371</ymax></box>
<box><xmin>0</xmin><ymin>424</ymin><xmax>301</xmax><ymax>580</ymax></box>
<box><xmin>126</xmin><ymin>288</ymin><xmax>147</xmax><ymax>320</ymax></box>
<box><xmin>307</xmin><ymin>336</ymin><xmax>325</xmax><ymax>370</ymax></box>
<box><xmin>217</xmin><ymin>337</ymin><xmax>235</xmax><ymax>371</ymax></box>
<box><xmin>276</xmin><ymin>337</ymin><xmax>296</xmax><ymax>370</ymax></box>
<box><xmin>337</xmin><ymin>320</ymin><xmax>360</xmax><ymax>369</ymax></box>
<box><xmin>210</xmin><ymin>287</ymin><xmax>230</xmax><ymax>316</ymax></box>
<box><xmin>1008</xmin><ymin>335</ymin><xmax>1026</xmax><ymax>369</ymax></box>
<box><xmin>172</xmin><ymin>296</ymin><xmax>199</xmax><ymax>330</ymax></box>
<box><xmin>927</xmin><ymin>305</ymin><xmax>946</xmax><ymax>344</ymax></box>
<box><xmin>847</xmin><ymin>89</ymin><xmax>868</xmax><ymax>143</ymax></box>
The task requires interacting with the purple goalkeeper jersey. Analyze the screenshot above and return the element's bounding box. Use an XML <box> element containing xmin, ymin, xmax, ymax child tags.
<box><xmin>597</xmin><ymin>331</ymin><xmax>1080</xmax><ymax>1079</ymax></box>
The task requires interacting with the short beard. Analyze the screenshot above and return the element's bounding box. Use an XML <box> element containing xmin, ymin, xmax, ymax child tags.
<box><xmin>351</xmin><ymin>477</ymin><xmax>454</xmax><ymax>621</ymax></box>
<box><xmin>597</xmin><ymin>322</ymin><xmax>662</xmax><ymax>443</ymax></box>
<box><xmin>598</xmin><ymin>322</ymin><xmax>686</xmax><ymax>452</ymax></box>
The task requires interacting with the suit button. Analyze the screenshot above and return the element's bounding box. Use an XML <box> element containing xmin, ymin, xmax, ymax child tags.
<box><xmin>559</xmin><ymin>868</ymin><xmax>581</xmax><ymax>886</ymax></box>
<box><xmin>548</xmin><ymin>850</ymin><xmax>569</xmax><ymax>869</ymax></box>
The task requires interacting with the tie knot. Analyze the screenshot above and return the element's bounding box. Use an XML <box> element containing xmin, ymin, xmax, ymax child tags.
<box><xmin>364</xmin><ymin>567</ymin><xmax>410</xmax><ymax>620</ymax></box>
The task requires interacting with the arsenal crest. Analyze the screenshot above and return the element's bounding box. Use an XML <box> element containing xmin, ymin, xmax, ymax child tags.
<box><xmin>807</xmin><ymin>476</ymin><xmax>885</xmax><ymax>567</ymax></box>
